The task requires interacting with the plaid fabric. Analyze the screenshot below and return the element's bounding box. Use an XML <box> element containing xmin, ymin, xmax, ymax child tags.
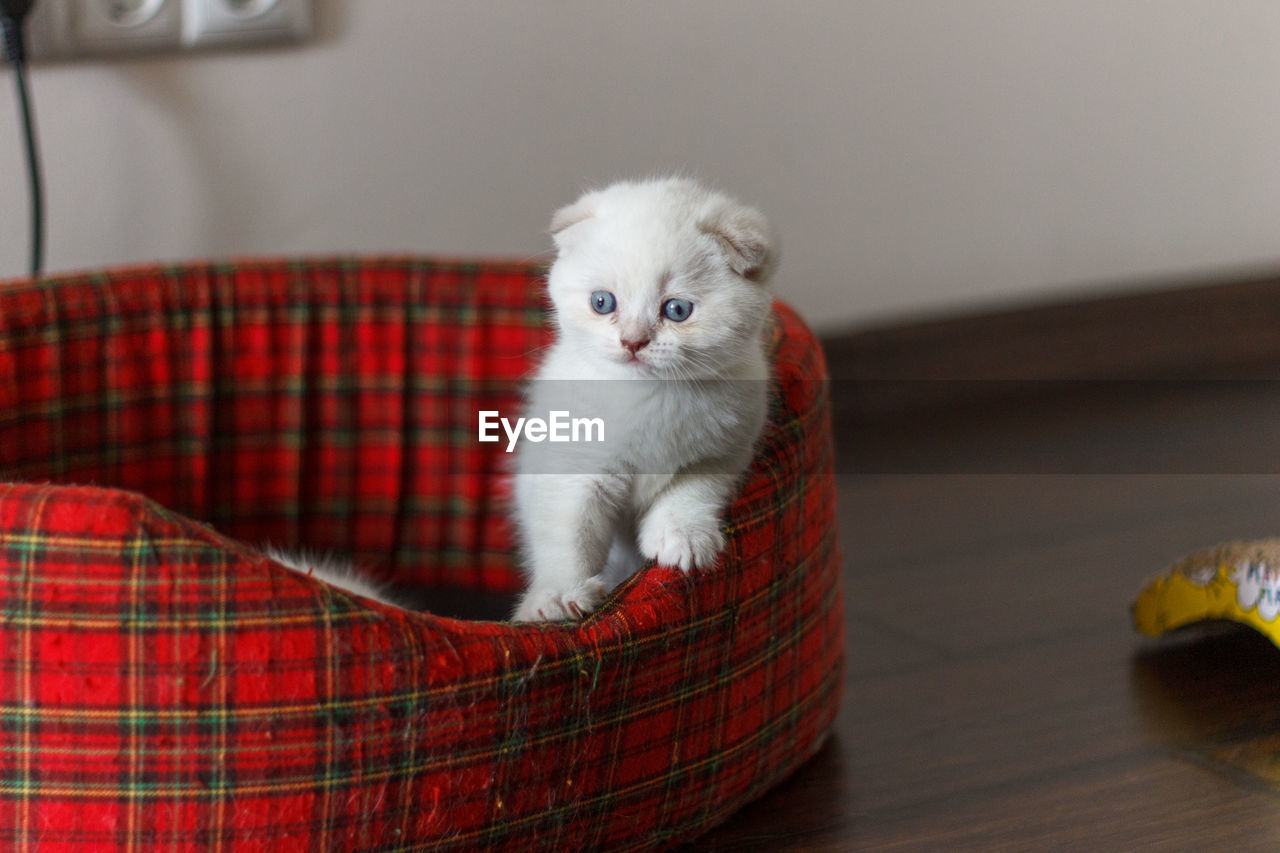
<box><xmin>0</xmin><ymin>257</ymin><xmax>843</xmax><ymax>851</ymax></box>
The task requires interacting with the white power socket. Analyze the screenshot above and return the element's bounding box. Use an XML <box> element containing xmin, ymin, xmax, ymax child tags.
<box><xmin>181</xmin><ymin>0</ymin><xmax>310</xmax><ymax>47</ymax></box>
<box><xmin>22</xmin><ymin>0</ymin><xmax>311</xmax><ymax>60</ymax></box>
<box><xmin>75</xmin><ymin>0</ymin><xmax>182</xmax><ymax>53</ymax></box>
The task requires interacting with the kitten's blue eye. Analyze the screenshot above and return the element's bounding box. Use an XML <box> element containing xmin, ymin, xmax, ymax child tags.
<box><xmin>591</xmin><ymin>290</ymin><xmax>616</xmax><ymax>314</ymax></box>
<box><xmin>662</xmin><ymin>298</ymin><xmax>693</xmax><ymax>322</ymax></box>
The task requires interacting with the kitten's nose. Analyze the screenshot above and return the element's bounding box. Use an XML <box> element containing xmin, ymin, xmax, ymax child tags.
<box><xmin>621</xmin><ymin>336</ymin><xmax>651</xmax><ymax>355</ymax></box>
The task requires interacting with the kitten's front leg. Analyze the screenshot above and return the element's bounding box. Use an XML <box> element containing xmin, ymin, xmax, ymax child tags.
<box><xmin>637</xmin><ymin>470</ymin><xmax>739</xmax><ymax>572</ymax></box>
<box><xmin>512</xmin><ymin>472</ymin><xmax>626</xmax><ymax>622</ymax></box>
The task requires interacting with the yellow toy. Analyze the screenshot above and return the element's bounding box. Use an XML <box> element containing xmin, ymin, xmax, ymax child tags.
<box><xmin>1134</xmin><ymin>540</ymin><xmax>1280</xmax><ymax>642</ymax></box>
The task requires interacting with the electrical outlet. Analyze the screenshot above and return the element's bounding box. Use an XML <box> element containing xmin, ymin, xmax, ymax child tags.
<box><xmin>20</xmin><ymin>0</ymin><xmax>312</xmax><ymax>60</ymax></box>
<box><xmin>181</xmin><ymin>0</ymin><xmax>310</xmax><ymax>47</ymax></box>
<box><xmin>73</xmin><ymin>0</ymin><xmax>182</xmax><ymax>53</ymax></box>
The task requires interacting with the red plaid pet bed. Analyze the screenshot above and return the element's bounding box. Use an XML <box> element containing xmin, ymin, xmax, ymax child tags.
<box><xmin>0</xmin><ymin>257</ymin><xmax>843</xmax><ymax>851</ymax></box>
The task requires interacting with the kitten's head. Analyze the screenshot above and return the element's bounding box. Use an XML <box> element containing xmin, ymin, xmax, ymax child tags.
<box><xmin>545</xmin><ymin>178</ymin><xmax>777</xmax><ymax>378</ymax></box>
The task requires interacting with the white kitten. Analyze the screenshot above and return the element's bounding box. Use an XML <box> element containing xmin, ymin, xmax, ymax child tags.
<box><xmin>511</xmin><ymin>177</ymin><xmax>777</xmax><ymax>622</ymax></box>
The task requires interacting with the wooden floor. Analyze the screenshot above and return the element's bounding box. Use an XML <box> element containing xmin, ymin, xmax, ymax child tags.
<box><xmin>693</xmin><ymin>381</ymin><xmax>1280</xmax><ymax>850</ymax></box>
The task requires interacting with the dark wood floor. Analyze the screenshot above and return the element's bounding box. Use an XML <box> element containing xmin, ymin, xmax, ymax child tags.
<box><xmin>694</xmin><ymin>381</ymin><xmax>1280</xmax><ymax>850</ymax></box>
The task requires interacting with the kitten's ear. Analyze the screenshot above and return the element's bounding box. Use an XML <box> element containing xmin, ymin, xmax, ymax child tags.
<box><xmin>549</xmin><ymin>195</ymin><xmax>598</xmax><ymax>245</ymax></box>
<box><xmin>702</xmin><ymin>203</ymin><xmax>778</xmax><ymax>283</ymax></box>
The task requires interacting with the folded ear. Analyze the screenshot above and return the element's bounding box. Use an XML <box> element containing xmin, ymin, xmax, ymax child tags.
<box><xmin>701</xmin><ymin>203</ymin><xmax>777</xmax><ymax>283</ymax></box>
<box><xmin>549</xmin><ymin>194</ymin><xmax>599</xmax><ymax>244</ymax></box>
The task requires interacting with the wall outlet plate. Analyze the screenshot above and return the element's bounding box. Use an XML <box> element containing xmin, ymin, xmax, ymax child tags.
<box><xmin>74</xmin><ymin>0</ymin><xmax>182</xmax><ymax>53</ymax></box>
<box><xmin>181</xmin><ymin>0</ymin><xmax>311</xmax><ymax>47</ymax></box>
<box><xmin>21</xmin><ymin>0</ymin><xmax>312</xmax><ymax>60</ymax></box>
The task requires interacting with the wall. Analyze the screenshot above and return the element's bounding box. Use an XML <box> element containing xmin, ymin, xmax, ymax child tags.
<box><xmin>2</xmin><ymin>0</ymin><xmax>1278</xmax><ymax>331</ymax></box>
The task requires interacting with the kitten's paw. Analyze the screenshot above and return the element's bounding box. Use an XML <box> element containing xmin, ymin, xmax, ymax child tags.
<box><xmin>638</xmin><ymin>510</ymin><xmax>725</xmax><ymax>573</ymax></box>
<box><xmin>512</xmin><ymin>577</ymin><xmax>608</xmax><ymax>622</ymax></box>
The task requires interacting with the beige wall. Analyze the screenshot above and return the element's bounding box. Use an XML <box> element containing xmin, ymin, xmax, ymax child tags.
<box><xmin>4</xmin><ymin>1</ymin><xmax>1279</xmax><ymax>331</ymax></box>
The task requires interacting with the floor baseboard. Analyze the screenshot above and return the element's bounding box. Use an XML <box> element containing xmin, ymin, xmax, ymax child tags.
<box><xmin>820</xmin><ymin>273</ymin><xmax>1280</xmax><ymax>417</ymax></box>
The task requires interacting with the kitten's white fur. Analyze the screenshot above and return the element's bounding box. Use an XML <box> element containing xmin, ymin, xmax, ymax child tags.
<box><xmin>511</xmin><ymin>177</ymin><xmax>777</xmax><ymax>622</ymax></box>
<box><xmin>263</xmin><ymin>545</ymin><xmax>402</xmax><ymax>607</ymax></box>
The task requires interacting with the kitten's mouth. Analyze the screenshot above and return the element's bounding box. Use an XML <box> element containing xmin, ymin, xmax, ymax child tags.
<box><xmin>621</xmin><ymin>352</ymin><xmax>654</xmax><ymax>372</ymax></box>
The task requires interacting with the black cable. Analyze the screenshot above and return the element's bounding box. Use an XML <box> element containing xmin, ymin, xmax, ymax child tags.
<box><xmin>9</xmin><ymin>50</ymin><xmax>41</xmax><ymax>278</ymax></box>
<box><xmin>1</xmin><ymin>3</ymin><xmax>43</xmax><ymax>278</ymax></box>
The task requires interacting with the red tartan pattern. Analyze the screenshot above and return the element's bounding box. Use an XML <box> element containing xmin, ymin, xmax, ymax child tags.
<box><xmin>0</xmin><ymin>257</ymin><xmax>843</xmax><ymax>851</ymax></box>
